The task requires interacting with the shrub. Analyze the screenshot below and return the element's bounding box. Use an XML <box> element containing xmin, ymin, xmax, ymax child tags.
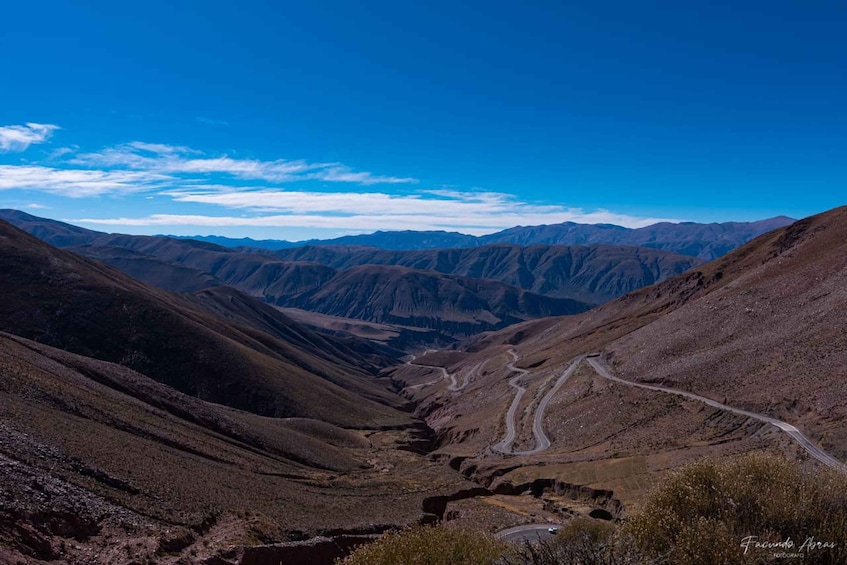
<box><xmin>626</xmin><ymin>453</ymin><xmax>847</xmax><ymax>564</ymax></box>
<box><xmin>338</xmin><ymin>525</ymin><xmax>506</xmax><ymax>565</ymax></box>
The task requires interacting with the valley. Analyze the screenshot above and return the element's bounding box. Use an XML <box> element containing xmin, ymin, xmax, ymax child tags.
<box><xmin>1</xmin><ymin>207</ymin><xmax>844</xmax><ymax>564</ymax></box>
<box><xmin>3</xmin><ymin>5</ymin><xmax>844</xmax><ymax>562</ymax></box>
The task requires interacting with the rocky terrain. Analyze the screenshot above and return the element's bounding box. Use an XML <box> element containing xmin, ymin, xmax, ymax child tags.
<box><xmin>395</xmin><ymin>207</ymin><xmax>846</xmax><ymax>514</ymax></box>
<box><xmin>0</xmin><ymin>220</ymin><xmax>481</xmax><ymax>563</ymax></box>
<box><xmin>0</xmin><ymin>207</ymin><xmax>818</xmax><ymax>563</ymax></box>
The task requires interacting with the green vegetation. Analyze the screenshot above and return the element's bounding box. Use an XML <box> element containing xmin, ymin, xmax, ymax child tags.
<box><xmin>340</xmin><ymin>454</ymin><xmax>847</xmax><ymax>564</ymax></box>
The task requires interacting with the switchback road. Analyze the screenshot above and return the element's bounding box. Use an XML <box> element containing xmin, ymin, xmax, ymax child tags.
<box><xmin>493</xmin><ymin>351</ymin><xmax>582</xmax><ymax>456</ymax></box>
<box><xmin>404</xmin><ymin>350</ymin><xmax>451</xmax><ymax>390</ymax></box>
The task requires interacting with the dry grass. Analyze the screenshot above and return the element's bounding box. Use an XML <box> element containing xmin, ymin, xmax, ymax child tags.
<box><xmin>338</xmin><ymin>525</ymin><xmax>506</xmax><ymax>565</ymax></box>
<box><xmin>627</xmin><ymin>454</ymin><xmax>847</xmax><ymax>564</ymax></box>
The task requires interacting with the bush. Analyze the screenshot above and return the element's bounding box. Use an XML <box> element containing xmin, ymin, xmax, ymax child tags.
<box><xmin>626</xmin><ymin>453</ymin><xmax>847</xmax><ymax>564</ymax></box>
<box><xmin>338</xmin><ymin>525</ymin><xmax>506</xmax><ymax>565</ymax></box>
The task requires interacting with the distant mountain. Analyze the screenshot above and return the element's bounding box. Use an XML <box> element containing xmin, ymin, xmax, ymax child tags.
<box><xmin>477</xmin><ymin>217</ymin><xmax>797</xmax><ymax>260</ymax></box>
<box><xmin>169</xmin><ymin>233</ymin><xmax>300</xmax><ymax>250</ymax></box>
<box><xmin>72</xmin><ymin>238</ymin><xmax>594</xmax><ymax>337</ymax></box>
<box><xmin>276</xmin><ymin>264</ymin><xmax>592</xmax><ymax>337</ymax></box>
<box><xmin>171</xmin><ymin>216</ymin><xmax>795</xmax><ymax>260</ymax></box>
<box><xmin>303</xmin><ymin>230</ymin><xmax>479</xmax><ymax>250</ymax></box>
<box><xmin>269</xmin><ymin>244</ymin><xmax>704</xmax><ymax>304</ymax></box>
<box><xmin>171</xmin><ymin>229</ymin><xmax>479</xmax><ymax>250</ymax></box>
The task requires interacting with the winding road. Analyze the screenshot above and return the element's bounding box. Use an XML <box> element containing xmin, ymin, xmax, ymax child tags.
<box><xmin>404</xmin><ymin>351</ymin><xmax>485</xmax><ymax>393</ymax></box>
<box><xmin>493</xmin><ymin>354</ymin><xmax>846</xmax><ymax>543</ymax></box>
<box><xmin>404</xmin><ymin>350</ymin><xmax>451</xmax><ymax>390</ymax></box>
<box><xmin>449</xmin><ymin>361</ymin><xmax>484</xmax><ymax>392</ymax></box>
<box><xmin>492</xmin><ymin>351</ymin><xmax>531</xmax><ymax>454</ymax></box>
<box><xmin>493</xmin><ymin>351</ymin><xmax>583</xmax><ymax>456</ymax></box>
<box><xmin>586</xmin><ymin>357</ymin><xmax>847</xmax><ymax>472</ymax></box>
<box><xmin>406</xmin><ymin>346</ymin><xmax>846</xmax><ymax>473</ymax></box>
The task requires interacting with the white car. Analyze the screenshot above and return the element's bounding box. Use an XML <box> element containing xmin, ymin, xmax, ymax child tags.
<box><xmin>547</xmin><ymin>527</ymin><xmax>559</xmax><ymax>534</ymax></box>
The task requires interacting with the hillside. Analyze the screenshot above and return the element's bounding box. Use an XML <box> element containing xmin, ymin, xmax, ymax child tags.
<box><xmin>269</xmin><ymin>244</ymin><xmax>703</xmax><ymax>304</ymax></box>
<box><xmin>71</xmin><ymin>236</ymin><xmax>592</xmax><ymax>338</ymax></box>
<box><xmin>394</xmin><ymin>208</ymin><xmax>847</xmax><ymax>510</ymax></box>
<box><xmin>279</xmin><ymin>264</ymin><xmax>592</xmax><ymax>336</ymax></box>
<box><xmin>70</xmin><ymin>244</ymin><xmax>224</xmax><ymax>293</ymax></box>
<box><xmin>0</xmin><ymin>220</ymin><xmax>407</xmax><ymax>426</ymax></box>
<box><xmin>0</xmin><ymin>331</ymin><xmax>468</xmax><ymax>563</ymax></box>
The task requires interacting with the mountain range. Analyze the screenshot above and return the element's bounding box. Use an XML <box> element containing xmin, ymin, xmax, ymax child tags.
<box><xmin>172</xmin><ymin>216</ymin><xmax>795</xmax><ymax>260</ymax></box>
<box><xmin>0</xmin><ymin>210</ymin><xmax>706</xmax><ymax>344</ymax></box>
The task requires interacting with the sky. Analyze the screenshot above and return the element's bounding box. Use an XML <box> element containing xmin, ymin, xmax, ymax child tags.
<box><xmin>1</xmin><ymin>1</ymin><xmax>845</xmax><ymax>240</ymax></box>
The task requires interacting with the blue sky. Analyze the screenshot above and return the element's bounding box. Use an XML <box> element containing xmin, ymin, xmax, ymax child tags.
<box><xmin>1</xmin><ymin>1</ymin><xmax>845</xmax><ymax>240</ymax></box>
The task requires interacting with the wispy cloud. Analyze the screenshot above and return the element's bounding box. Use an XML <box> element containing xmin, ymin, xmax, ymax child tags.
<box><xmin>0</xmin><ymin>123</ymin><xmax>59</xmax><ymax>152</ymax></box>
<box><xmin>70</xmin><ymin>211</ymin><xmax>676</xmax><ymax>234</ymax></box>
<box><xmin>48</xmin><ymin>146</ymin><xmax>78</xmax><ymax>159</ymax></box>
<box><xmin>310</xmin><ymin>167</ymin><xmax>418</xmax><ymax>185</ymax></box>
<box><xmin>73</xmin><ymin>190</ymin><xmax>678</xmax><ymax>233</ymax></box>
<box><xmin>2</xmin><ymin>122</ymin><xmax>682</xmax><ymax>236</ymax></box>
<box><xmin>0</xmin><ymin>165</ymin><xmax>170</xmax><ymax>197</ymax></box>
<box><xmin>163</xmin><ymin>188</ymin><xmax>560</xmax><ymax>217</ymax></box>
<box><xmin>126</xmin><ymin>141</ymin><xmax>199</xmax><ymax>155</ymax></box>
<box><xmin>71</xmin><ymin>142</ymin><xmax>417</xmax><ymax>184</ymax></box>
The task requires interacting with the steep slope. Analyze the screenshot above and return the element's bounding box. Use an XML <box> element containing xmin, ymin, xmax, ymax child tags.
<box><xmin>70</xmin><ymin>244</ymin><xmax>224</xmax><ymax>293</ymax></box>
<box><xmin>0</xmin><ymin>220</ymin><xmax>408</xmax><ymax>426</ymax></box>
<box><xmin>280</xmin><ymin>264</ymin><xmax>592</xmax><ymax>336</ymax></box>
<box><xmin>0</xmin><ymin>332</ymin><xmax>468</xmax><ymax>563</ymax></box>
<box><xmin>0</xmin><ymin>208</ymin><xmax>102</xmax><ymax>247</ymax></box>
<box><xmin>396</xmin><ymin>209</ymin><xmax>847</xmax><ymax>507</ymax></box>
<box><xmin>76</xmin><ymin>234</ymin><xmax>339</xmax><ymax>300</ymax></box>
<box><xmin>270</xmin><ymin>244</ymin><xmax>703</xmax><ymax>304</ymax></box>
<box><xmin>182</xmin><ymin>285</ymin><xmax>396</xmax><ymax>373</ymax></box>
